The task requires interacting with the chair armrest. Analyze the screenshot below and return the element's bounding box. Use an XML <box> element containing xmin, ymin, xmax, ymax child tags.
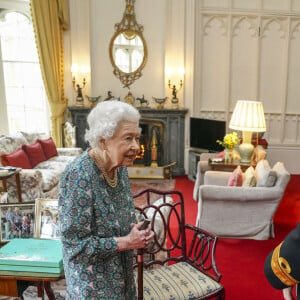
<box><xmin>203</xmin><ymin>171</ymin><xmax>231</xmax><ymax>186</ymax></box>
<box><xmin>184</xmin><ymin>223</ymin><xmax>221</xmax><ymax>282</ymax></box>
<box><xmin>57</xmin><ymin>147</ymin><xmax>83</xmax><ymax>156</ymax></box>
<box><xmin>199</xmin><ymin>185</ymin><xmax>282</xmax><ymax>202</ymax></box>
<box><xmin>193</xmin><ymin>161</ymin><xmax>213</xmax><ymax>201</ymax></box>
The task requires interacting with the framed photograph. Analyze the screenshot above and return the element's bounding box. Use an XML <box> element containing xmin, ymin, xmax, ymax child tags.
<box><xmin>0</xmin><ymin>192</ymin><xmax>8</xmax><ymax>203</ymax></box>
<box><xmin>35</xmin><ymin>198</ymin><xmax>60</xmax><ymax>240</ymax></box>
<box><xmin>0</xmin><ymin>202</ymin><xmax>35</xmax><ymax>242</ymax></box>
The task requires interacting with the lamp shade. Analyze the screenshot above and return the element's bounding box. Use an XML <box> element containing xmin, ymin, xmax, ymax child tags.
<box><xmin>229</xmin><ymin>100</ymin><xmax>266</xmax><ymax>132</ymax></box>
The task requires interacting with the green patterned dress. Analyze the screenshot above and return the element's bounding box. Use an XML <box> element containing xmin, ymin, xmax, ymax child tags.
<box><xmin>58</xmin><ymin>150</ymin><xmax>137</xmax><ymax>299</ymax></box>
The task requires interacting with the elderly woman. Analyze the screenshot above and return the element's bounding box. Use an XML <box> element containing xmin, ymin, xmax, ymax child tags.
<box><xmin>58</xmin><ymin>101</ymin><xmax>154</xmax><ymax>299</ymax></box>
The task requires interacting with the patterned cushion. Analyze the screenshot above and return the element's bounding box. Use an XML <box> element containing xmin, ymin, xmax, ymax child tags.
<box><xmin>20</xmin><ymin>131</ymin><xmax>49</xmax><ymax>144</ymax></box>
<box><xmin>135</xmin><ymin>261</ymin><xmax>223</xmax><ymax>299</ymax></box>
<box><xmin>48</xmin><ymin>155</ymin><xmax>77</xmax><ymax>164</ymax></box>
<box><xmin>38</xmin><ymin>169</ymin><xmax>61</xmax><ymax>192</ymax></box>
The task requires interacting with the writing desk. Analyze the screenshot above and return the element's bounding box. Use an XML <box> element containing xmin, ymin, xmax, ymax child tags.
<box><xmin>0</xmin><ymin>271</ymin><xmax>64</xmax><ymax>299</ymax></box>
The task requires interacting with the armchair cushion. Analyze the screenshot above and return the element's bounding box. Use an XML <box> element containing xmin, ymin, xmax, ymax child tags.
<box><xmin>22</xmin><ymin>141</ymin><xmax>47</xmax><ymax>167</ymax></box>
<box><xmin>242</xmin><ymin>166</ymin><xmax>256</xmax><ymax>187</ymax></box>
<box><xmin>1</xmin><ymin>148</ymin><xmax>31</xmax><ymax>169</ymax></box>
<box><xmin>137</xmin><ymin>262</ymin><xmax>223</xmax><ymax>300</ymax></box>
<box><xmin>255</xmin><ymin>159</ymin><xmax>277</xmax><ymax>187</ymax></box>
<box><xmin>227</xmin><ymin>165</ymin><xmax>243</xmax><ymax>186</ymax></box>
<box><xmin>38</xmin><ymin>137</ymin><xmax>58</xmax><ymax>159</ymax></box>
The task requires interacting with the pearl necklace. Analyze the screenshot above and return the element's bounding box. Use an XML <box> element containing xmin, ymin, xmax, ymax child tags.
<box><xmin>90</xmin><ymin>149</ymin><xmax>118</xmax><ymax>188</ymax></box>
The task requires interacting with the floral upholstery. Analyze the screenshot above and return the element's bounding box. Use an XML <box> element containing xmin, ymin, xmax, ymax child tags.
<box><xmin>134</xmin><ymin>262</ymin><xmax>223</xmax><ymax>299</ymax></box>
<box><xmin>0</xmin><ymin>132</ymin><xmax>82</xmax><ymax>203</ymax></box>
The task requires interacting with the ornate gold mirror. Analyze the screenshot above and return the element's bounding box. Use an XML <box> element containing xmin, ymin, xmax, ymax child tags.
<box><xmin>109</xmin><ymin>0</ymin><xmax>147</xmax><ymax>88</ymax></box>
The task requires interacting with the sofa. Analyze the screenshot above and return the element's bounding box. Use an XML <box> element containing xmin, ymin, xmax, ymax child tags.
<box><xmin>0</xmin><ymin>132</ymin><xmax>82</xmax><ymax>203</ymax></box>
<box><xmin>193</xmin><ymin>159</ymin><xmax>291</xmax><ymax>240</ymax></box>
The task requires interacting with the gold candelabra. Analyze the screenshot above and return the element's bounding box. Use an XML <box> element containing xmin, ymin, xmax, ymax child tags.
<box><xmin>71</xmin><ymin>64</ymin><xmax>89</xmax><ymax>106</ymax></box>
<box><xmin>168</xmin><ymin>79</ymin><xmax>183</xmax><ymax>109</ymax></box>
<box><xmin>72</xmin><ymin>77</ymin><xmax>86</xmax><ymax>106</ymax></box>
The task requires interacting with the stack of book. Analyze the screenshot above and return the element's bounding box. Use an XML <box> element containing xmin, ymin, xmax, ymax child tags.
<box><xmin>0</xmin><ymin>238</ymin><xmax>63</xmax><ymax>277</ymax></box>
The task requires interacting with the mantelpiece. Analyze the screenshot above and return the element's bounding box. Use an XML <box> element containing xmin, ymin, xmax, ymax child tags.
<box><xmin>68</xmin><ymin>106</ymin><xmax>188</xmax><ymax>176</ymax></box>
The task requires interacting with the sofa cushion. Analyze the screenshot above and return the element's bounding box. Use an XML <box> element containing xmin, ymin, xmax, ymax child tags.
<box><xmin>38</xmin><ymin>169</ymin><xmax>61</xmax><ymax>192</ymax></box>
<box><xmin>242</xmin><ymin>166</ymin><xmax>256</xmax><ymax>187</ymax></box>
<box><xmin>0</xmin><ymin>136</ymin><xmax>21</xmax><ymax>156</ymax></box>
<box><xmin>22</xmin><ymin>141</ymin><xmax>47</xmax><ymax>168</ymax></box>
<box><xmin>255</xmin><ymin>160</ymin><xmax>277</xmax><ymax>187</ymax></box>
<box><xmin>20</xmin><ymin>131</ymin><xmax>49</xmax><ymax>144</ymax></box>
<box><xmin>38</xmin><ymin>137</ymin><xmax>58</xmax><ymax>159</ymax></box>
<box><xmin>272</xmin><ymin>162</ymin><xmax>290</xmax><ymax>191</ymax></box>
<box><xmin>1</xmin><ymin>148</ymin><xmax>31</xmax><ymax>169</ymax></box>
<box><xmin>228</xmin><ymin>166</ymin><xmax>243</xmax><ymax>186</ymax></box>
<box><xmin>35</xmin><ymin>160</ymin><xmax>69</xmax><ymax>172</ymax></box>
<box><xmin>48</xmin><ymin>155</ymin><xmax>77</xmax><ymax>164</ymax></box>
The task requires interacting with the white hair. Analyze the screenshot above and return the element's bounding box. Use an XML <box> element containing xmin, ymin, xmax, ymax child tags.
<box><xmin>85</xmin><ymin>100</ymin><xmax>140</xmax><ymax>148</ymax></box>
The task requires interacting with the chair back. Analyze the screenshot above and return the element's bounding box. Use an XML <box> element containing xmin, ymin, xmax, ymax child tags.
<box><xmin>133</xmin><ymin>188</ymin><xmax>222</xmax><ymax>299</ymax></box>
<box><xmin>133</xmin><ymin>188</ymin><xmax>186</xmax><ymax>269</ymax></box>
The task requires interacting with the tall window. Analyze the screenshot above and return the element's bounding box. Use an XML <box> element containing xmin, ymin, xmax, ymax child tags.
<box><xmin>0</xmin><ymin>10</ymin><xmax>49</xmax><ymax>134</ymax></box>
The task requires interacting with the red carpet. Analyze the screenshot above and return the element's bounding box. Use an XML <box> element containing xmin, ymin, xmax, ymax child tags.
<box><xmin>173</xmin><ymin>175</ymin><xmax>300</xmax><ymax>300</ymax></box>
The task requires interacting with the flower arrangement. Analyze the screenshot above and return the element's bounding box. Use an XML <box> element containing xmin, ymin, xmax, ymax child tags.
<box><xmin>216</xmin><ymin>132</ymin><xmax>239</xmax><ymax>149</ymax></box>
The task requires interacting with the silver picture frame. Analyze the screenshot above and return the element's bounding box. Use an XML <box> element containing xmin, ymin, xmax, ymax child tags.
<box><xmin>35</xmin><ymin>198</ymin><xmax>60</xmax><ymax>240</ymax></box>
<box><xmin>0</xmin><ymin>202</ymin><xmax>35</xmax><ymax>242</ymax></box>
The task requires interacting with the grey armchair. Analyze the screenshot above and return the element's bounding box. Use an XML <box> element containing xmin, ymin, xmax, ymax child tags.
<box><xmin>193</xmin><ymin>161</ymin><xmax>290</xmax><ymax>240</ymax></box>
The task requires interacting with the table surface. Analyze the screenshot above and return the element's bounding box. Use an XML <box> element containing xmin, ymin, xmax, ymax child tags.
<box><xmin>208</xmin><ymin>159</ymin><xmax>250</xmax><ymax>172</ymax></box>
<box><xmin>0</xmin><ymin>167</ymin><xmax>22</xmax><ymax>178</ymax></box>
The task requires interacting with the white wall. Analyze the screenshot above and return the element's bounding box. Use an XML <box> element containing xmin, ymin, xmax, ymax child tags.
<box><xmin>66</xmin><ymin>0</ymin><xmax>169</xmax><ymax>107</ymax></box>
<box><xmin>1</xmin><ymin>0</ymin><xmax>300</xmax><ymax>173</ymax></box>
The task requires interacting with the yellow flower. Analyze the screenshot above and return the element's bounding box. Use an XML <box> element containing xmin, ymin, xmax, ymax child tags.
<box><xmin>216</xmin><ymin>132</ymin><xmax>239</xmax><ymax>149</ymax></box>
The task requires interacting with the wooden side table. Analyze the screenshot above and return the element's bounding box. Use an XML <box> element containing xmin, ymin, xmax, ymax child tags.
<box><xmin>0</xmin><ymin>168</ymin><xmax>22</xmax><ymax>202</ymax></box>
<box><xmin>0</xmin><ymin>272</ymin><xmax>64</xmax><ymax>299</ymax></box>
<box><xmin>208</xmin><ymin>159</ymin><xmax>250</xmax><ymax>172</ymax></box>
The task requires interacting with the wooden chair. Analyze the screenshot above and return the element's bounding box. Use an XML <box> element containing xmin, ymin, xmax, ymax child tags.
<box><xmin>133</xmin><ymin>188</ymin><xmax>225</xmax><ymax>300</ymax></box>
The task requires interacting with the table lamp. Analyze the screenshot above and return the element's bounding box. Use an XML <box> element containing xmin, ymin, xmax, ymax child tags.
<box><xmin>229</xmin><ymin>100</ymin><xmax>266</xmax><ymax>163</ymax></box>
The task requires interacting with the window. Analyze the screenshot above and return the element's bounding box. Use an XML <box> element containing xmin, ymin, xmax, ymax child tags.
<box><xmin>0</xmin><ymin>10</ymin><xmax>49</xmax><ymax>134</ymax></box>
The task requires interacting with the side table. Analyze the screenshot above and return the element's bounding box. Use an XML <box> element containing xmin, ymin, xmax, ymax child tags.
<box><xmin>0</xmin><ymin>168</ymin><xmax>22</xmax><ymax>202</ymax></box>
<box><xmin>0</xmin><ymin>272</ymin><xmax>64</xmax><ymax>299</ymax></box>
<box><xmin>208</xmin><ymin>159</ymin><xmax>250</xmax><ymax>172</ymax></box>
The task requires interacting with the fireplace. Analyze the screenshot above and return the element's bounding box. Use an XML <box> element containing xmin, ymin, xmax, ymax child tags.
<box><xmin>68</xmin><ymin>107</ymin><xmax>187</xmax><ymax>176</ymax></box>
<box><xmin>135</xmin><ymin>119</ymin><xmax>164</xmax><ymax>166</ymax></box>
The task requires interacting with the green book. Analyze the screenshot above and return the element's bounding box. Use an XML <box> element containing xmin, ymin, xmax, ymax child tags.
<box><xmin>0</xmin><ymin>238</ymin><xmax>63</xmax><ymax>274</ymax></box>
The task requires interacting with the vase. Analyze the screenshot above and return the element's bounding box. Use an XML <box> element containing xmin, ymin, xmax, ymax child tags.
<box><xmin>224</xmin><ymin>148</ymin><xmax>234</xmax><ymax>163</ymax></box>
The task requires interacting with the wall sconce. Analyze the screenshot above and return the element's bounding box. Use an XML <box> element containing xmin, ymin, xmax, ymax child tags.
<box><xmin>166</xmin><ymin>66</ymin><xmax>184</xmax><ymax>109</ymax></box>
<box><xmin>71</xmin><ymin>64</ymin><xmax>90</xmax><ymax>106</ymax></box>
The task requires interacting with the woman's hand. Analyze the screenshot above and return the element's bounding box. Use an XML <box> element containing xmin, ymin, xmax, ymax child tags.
<box><xmin>116</xmin><ymin>222</ymin><xmax>154</xmax><ymax>251</ymax></box>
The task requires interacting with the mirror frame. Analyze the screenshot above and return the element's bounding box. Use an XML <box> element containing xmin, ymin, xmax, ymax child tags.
<box><xmin>109</xmin><ymin>0</ymin><xmax>148</xmax><ymax>88</ymax></box>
